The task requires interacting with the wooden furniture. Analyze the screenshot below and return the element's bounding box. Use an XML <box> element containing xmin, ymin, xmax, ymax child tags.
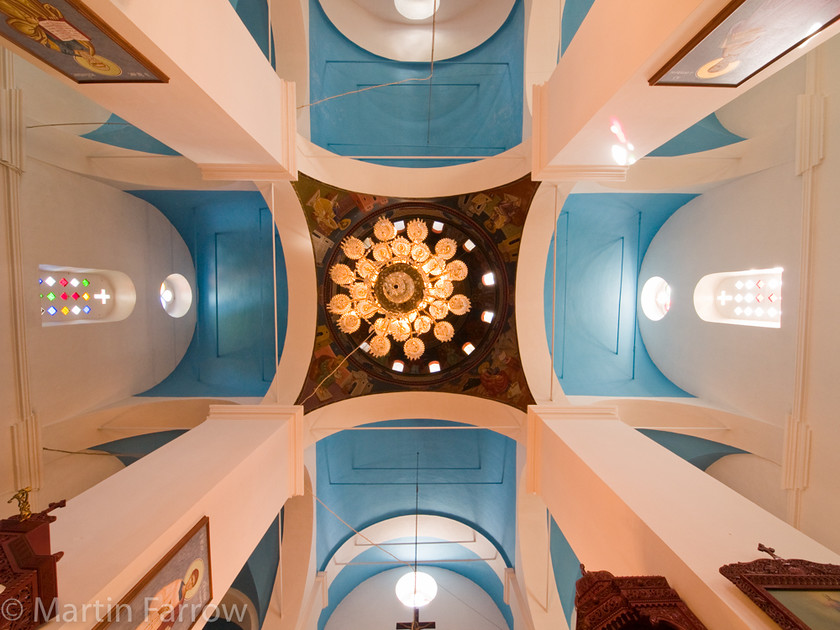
<box><xmin>575</xmin><ymin>565</ymin><xmax>707</xmax><ymax>630</ymax></box>
<box><xmin>0</xmin><ymin>501</ymin><xmax>65</xmax><ymax>630</ymax></box>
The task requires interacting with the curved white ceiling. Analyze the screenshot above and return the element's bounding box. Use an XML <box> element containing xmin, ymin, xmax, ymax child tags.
<box><xmin>317</xmin><ymin>0</ymin><xmax>516</xmax><ymax>62</ymax></box>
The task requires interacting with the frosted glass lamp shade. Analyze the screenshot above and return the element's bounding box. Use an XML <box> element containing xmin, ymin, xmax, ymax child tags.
<box><xmin>395</xmin><ymin>571</ymin><xmax>438</xmax><ymax>608</ymax></box>
<box><xmin>394</xmin><ymin>0</ymin><xmax>440</xmax><ymax>20</ymax></box>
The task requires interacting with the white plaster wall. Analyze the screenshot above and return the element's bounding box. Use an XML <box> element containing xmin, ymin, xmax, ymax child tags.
<box><xmin>0</xmin><ymin>189</ymin><xmax>20</xmax><ymax>498</ymax></box>
<box><xmin>706</xmin><ymin>454</ymin><xmax>787</xmax><ymax>521</ymax></box>
<box><xmin>638</xmin><ymin>162</ymin><xmax>802</xmax><ymax>425</ymax></box>
<box><xmin>794</xmin><ymin>35</ymin><xmax>840</xmax><ymax>552</ymax></box>
<box><xmin>20</xmin><ymin>160</ymin><xmax>195</xmax><ymax>426</ymax></box>
<box><xmin>324</xmin><ymin>567</ymin><xmax>508</xmax><ymax>630</ymax></box>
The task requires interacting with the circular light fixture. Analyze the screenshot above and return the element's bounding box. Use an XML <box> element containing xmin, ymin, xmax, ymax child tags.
<box><xmin>329</xmin><ymin>217</ymin><xmax>470</xmax><ymax>361</ymax></box>
<box><xmin>640</xmin><ymin>276</ymin><xmax>671</xmax><ymax>321</ymax></box>
<box><xmin>395</xmin><ymin>571</ymin><xmax>438</xmax><ymax>608</ymax></box>
<box><xmin>159</xmin><ymin>273</ymin><xmax>192</xmax><ymax>318</ymax></box>
<box><xmin>394</xmin><ymin>0</ymin><xmax>440</xmax><ymax>20</ymax></box>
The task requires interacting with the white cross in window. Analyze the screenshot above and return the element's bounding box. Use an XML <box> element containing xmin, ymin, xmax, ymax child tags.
<box><xmin>717</xmin><ymin>290</ymin><xmax>733</xmax><ymax>307</ymax></box>
<box><xmin>94</xmin><ymin>289</ymin><xmax>111</xmax><ymax>304</ymax></box>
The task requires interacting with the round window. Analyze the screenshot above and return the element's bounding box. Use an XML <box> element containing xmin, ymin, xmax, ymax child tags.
<box><xmin>641</xmin><ymin>276</ymin><xmax>671</xmax><ymax>321</ymax></box>
<box><xmin>159</xmin><ymin>273</ymin><xmax>192</xmax><ymax>318</ymax></box>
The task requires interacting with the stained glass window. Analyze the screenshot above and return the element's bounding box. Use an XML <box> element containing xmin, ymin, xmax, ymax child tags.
<box><xmin>39</xmin><ymin>265</ymin><xmax>132</xmax><ymax>326</ymax></box>
<box><xmin>694</xmin><ymin>268</ymin><xmax>783</xmax><ymax>328</ymax></box>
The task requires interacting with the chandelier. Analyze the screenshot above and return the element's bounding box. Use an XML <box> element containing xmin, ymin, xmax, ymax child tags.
<box><xmin>328</xmin><ymin>217</ymin><xmax>470</xmax><ymax>361</ymax></box>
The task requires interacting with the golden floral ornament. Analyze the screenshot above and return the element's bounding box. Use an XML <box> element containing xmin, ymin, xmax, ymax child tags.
<box><xmin>328</xmin><ymin>294</ymin><xmax>352</xmax><ymax>314</ymax></box>
<box><xmin>328</xmin><ymin>216</ymin><xmax>471</xmax><ymax>361</ymax></box>
<box><xmin>372</xmin><ymin>242</ymin><xmax>392</xmax><ymax>262</ymax></box>
<box><xmin>389</xmin><ymin>318</ymin><xmax>412</xmax><ymax>342</ymax></box>
<box><xmin>350</xmin><ymin>283</ymin><xmax>370</xmax><ymax>301</ymax></box>
<box><xmin>341</xmin><ymin>236</ymin><xmax>366</xmax><ymax>260</ymax></box>
<box><xmin>414</xmin><ymin>315</ymin><xmax>432</xmax><ymax>334</ymax></box>
<box><xmin>446</xmin><ymin>260</ymin><xmax>468</xmax><ymax>281</ymax></box>
<box><xmin>373</xmin><ymin>316</ymin><xmax>391</xmax><ymax>336</ymax></box>
<box><xmin>330</xmin><ymin>263</ymin><xmax>355</xmax><ymax>286</ymax></box>
<box><xmin>411</xmin><ymin>242</ymin><xmax>431</xmax><ymax>262</ymax></box>
<box><xmin>369</xmin><ymin>335</ymin><xmax>391</xmax><ymax>358</ymax></box>
<box><xmin>403</xmin><ymin>337</ymin><xmax>425</xmax><ymax>360</ymax></box>
<box><xmin>435</xmin><ymin>238</ymin><xmax>457</xmax><ymax>260</ymax></box>
<box><xmin>356</xmin><ymin>258</ymin><xmax>376</xmax><ymax>278</ymax></box>
<box><xmin>407</xmin><ymin>219</ymin><xmax>428</xmax><ymax>242</ymax></box>
<box><xmin>433</xmin><ymin>279</ymin><xmax>454</xmax><ymax>299</ymax></box>
<box><xmin>429</xmin><ymin>300</ymin><xmax>449</xmax><ymax>320</ymax></box>
<box><xmin>374</xmin><ymin>217</ymin><xmax>397</xmax><ymax>241</ymax></box>
<box><xmin>433</xmin><ymin>321</ymin><xmax>454</xmax><ymax>342</ymax></box>
<box><xmin>448</xmin><ymin>294</ymin><xmax>471</xmax><ymax>315</ymax></box>
<box><xmin>358</xmin><ymin>301</ymin><xmax>378</xmax><ymax>318</ymax></box>
<box><xmin>338</xmin><ymin>312</ymin><xmax>361</xmax><ymax>334</ymax></box>
<box><xmin>391</xmin><ymin>236</ymin><xmax>412</xmax><ymax>258</ymax></box>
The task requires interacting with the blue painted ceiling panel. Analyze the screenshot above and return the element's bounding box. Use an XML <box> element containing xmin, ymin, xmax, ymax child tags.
<box><xmin>309</xmin><ymin>0</ymin><xmax>523</xmax><ymax>166</ymax></box>
<box><xmin>647</xmin><ymin>113</ymin><xmax>746</xmax><ymax>157</ymax></box>
<box><xmin>638</xmin><ymin>429</ymin><xmax>747</xmax><ymax>470</ymax></box>
<box><xmin>128</xmin><ymin>191</ymin><xmax>287</xmax><ymax>397</ymax></box>
<box><xmin>316</xmin><ymin>421</ymin><xmax>517</xmax><ymax>572</ymax></box>
<box><xmin>549</xmin><ymin>514</ymin><xmax>581</xmax><ymax>627</ymax></box>
<box><xmin>543</xmin><ymin>193</ymin><xmax>696</xmax><ymax>397</ymax></box>
<box><xmin>93</xmin><ymin>430</ymin><xmax>187</xmax><ymax>466</ymax></box>
<box><xmin>561</xmin><ymin>0</ymin><xmax>596</xmax><ymax>56</ymax></box>
<box><xmin>82</xmin><ymin>114</ymin><xmax>179</xmax><ymax>155</ymax></box>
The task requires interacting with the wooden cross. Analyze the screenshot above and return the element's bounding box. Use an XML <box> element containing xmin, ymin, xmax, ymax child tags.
<box><xmin>396</xmin><ymin>608</ymin><xmax>436</xmax><ymax>629</ymax></box>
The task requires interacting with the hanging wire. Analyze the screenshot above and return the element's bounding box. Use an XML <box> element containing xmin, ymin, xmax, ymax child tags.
<box><xmin>313</xmin><ymin>491</ymin><xmax>507</xmax><ymax>630</ymax></box>
<box><xmin>298</xmin><ymin>330</ymin><xmax>376</xmax><ymax>407</ymax></box>
<box><xmin>297</xmin><ymin>6</ymin><xmax>438</xmax><ymax>110</ymax></box>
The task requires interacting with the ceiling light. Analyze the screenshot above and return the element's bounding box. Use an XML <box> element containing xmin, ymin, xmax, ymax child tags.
<box><xmin>396</xmin><ymin>571</ymin><xmax>438</xmax><ymax>608</ymax></box>
<box><xmin>462</xmin><ymin>342</ymin><xmax>475</xmax><ymax>355</ymax></box>
<box><xmin>329</xmin><ymin>217</ymin><xmax>471</xmax><ymax>361</ymax></box>
<box><xmin>481</xmin><ymin>272</ymin><xmax>495</xmax><ymax>286</ymax></box>
<box><xmin>392</xmin><ymin>360</ymin><xmax>405</xmax><ymax>372</ymax></box>
<box><xmin>394</xmin><ymin>0</ymin><xmax>440</xmax><ymax>20</ymax></box>
<box><xmin>463</xmin><ymin>239</ymin><xmax>475</xmax><ymax>252</ymax></box>
<box><xmin>394</xmin><ymin>220</ymin><xmax>406</xmax><ymax>231</ymax></box>
<box><xmin>431</xmin><ymin>221</ymin><xmax>444</xmax><ymax>233</ymax></box>
<box><xmin>481</xmin><ymin>310</ymin><xmax>494</xmax><ymax>323</ymax></box>
<box><xmin>428</xmin><ymin>360</ymin><xmax>440</xmax><ymax>373</ymax></box>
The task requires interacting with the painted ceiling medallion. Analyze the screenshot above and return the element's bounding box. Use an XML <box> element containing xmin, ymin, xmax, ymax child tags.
<box><xmin>329</xmin><ymin>217</ymin><xmax>470</xmax><ymax>360</ymax></box>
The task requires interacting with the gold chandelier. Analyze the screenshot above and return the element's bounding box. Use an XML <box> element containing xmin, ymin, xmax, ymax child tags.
<box><xmin>328</xmin><ymin>217</ymin><xmax>470</xmax><ymax>361</ymax></box>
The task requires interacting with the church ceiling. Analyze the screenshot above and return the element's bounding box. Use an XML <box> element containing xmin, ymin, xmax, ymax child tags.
<box><xmin>292</xmin><ymin>174</ymin><xmax>538</xmax><ymax>413</ymax></box>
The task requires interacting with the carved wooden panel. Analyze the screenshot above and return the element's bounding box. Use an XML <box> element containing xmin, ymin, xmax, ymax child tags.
<box><xmin>575</xmin><ymin>566</ymin><xmax>707</xmax><ymax>630</ymax></box>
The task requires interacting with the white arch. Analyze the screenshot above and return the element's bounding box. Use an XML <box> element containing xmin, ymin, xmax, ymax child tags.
<box><xmin>303</xmin><ymin>391</ymin><xmax>526</xmax><ymax>447</ymax></box>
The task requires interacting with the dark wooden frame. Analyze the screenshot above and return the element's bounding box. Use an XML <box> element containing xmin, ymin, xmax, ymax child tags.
<box><xmin>720</xmin><ymin>553</ymin><xmax>840</xmax><ymax>629</ymax></box>
<box><xmin>92</xmin><ymin>517</ymin><xmax>212</xmax><ymax>630</ymax></box>
<box><xmin>649</xmin><ymin>0</ymin><xmax>840</xmax><ymax>87</ymax></box>
<box><xmin>0</xmin><ymin>0</ymin><xmax>167</xmax><ymax>83</ymax></box>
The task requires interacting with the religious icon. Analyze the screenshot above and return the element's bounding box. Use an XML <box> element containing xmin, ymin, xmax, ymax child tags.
<box><xmin>0</xmin><ymin>0</ymin><xmax>165</xmax><ymax>83</ymax></box>
<box><xmin>0</xmin><ymin>0</ymin><xmax>121</xmax><ymax>75</ymax></box>
<box><xmin>94</xmin><ymin>518</ymin><xmax>212</xmax><ymax>630</ymax></box>
<box><xmin>650</xmin><ymin>0</ymin><xmax>840</xmax><ymax>87</ymax></box>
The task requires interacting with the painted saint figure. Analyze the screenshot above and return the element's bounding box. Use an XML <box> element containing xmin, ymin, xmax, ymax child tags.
<box><xmin>136</xmin><ymin>560</ymin><xmax>205</xmax><ymax>630</ymax></box>
<box><xmin>0</xmin><ymin>0</ymin><xmax>121</xmax><ymax>75</ymax></box>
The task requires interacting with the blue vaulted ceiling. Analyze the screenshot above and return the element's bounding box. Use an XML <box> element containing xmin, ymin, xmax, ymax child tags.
<box><xmin>318</xmin><ymin>539</ymin><xmax>512</xmax><ymax>630</ymax></box>
<box><xmin>316</xmin><ymin>420</ymin><xmax>516</xmax><ymax>627</ymax></box>
<box><xmin>308</xmin><ymin>0</ymin><xmax>524</xmax><ymax>167</ymax></box>
<box><xmin>543</xmin><ymin>193</ymin><xmax>695</xmax><ymax>397</ymax></box>
<box><xmin>130</xmin><ymin>191</ymin><xmax>288</xmax><ymax>397</ymax></box>
<box><xmin>316</xmin><ymin>420</ymin><xmax>516</xmax><ymax>569</ymax></box>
